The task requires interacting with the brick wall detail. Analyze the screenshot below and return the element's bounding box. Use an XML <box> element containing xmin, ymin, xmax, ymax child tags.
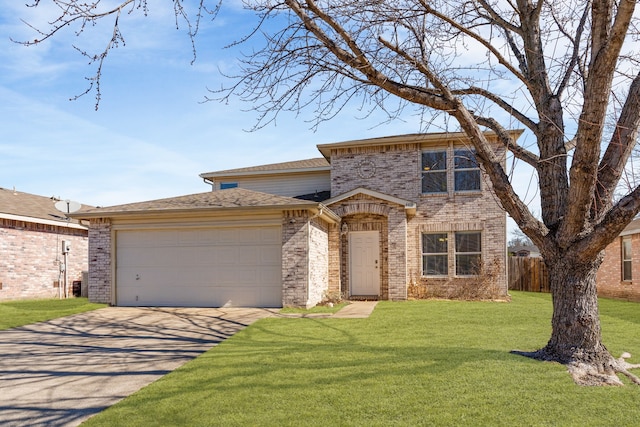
<box><xmin>327</xmin><ymin>223</ymin><xmax>341</xmax><ymax>296</ymax></box>
<box><xmin>388</xmin><ymin>208</ymin><xmax>408</xmax><ymax>300</ymax></box>
<box><xmin>88</xmin><ymin>218</ymin><xmax>112</xmax><ymax>304</ymax></box>
<box><xmin>330</xmin><ymin>144</ymin><xmax>420</xmax><ymax>200</ymax></box>
<box><xmin>282</xmin><ymin>210</ymin><xmax>309</xmax><ymax>307</ymax></box>
<box><xmin>308</xmin><ymin>217</ymin><xmax>329</xmax><ymax>307</ymax></box>
<box><xmin>281</xmin><ymin>211</ymin><xmax>331</xmax><ymax>308</ymax></box>
<box><xmin>0</xmin><ymin>219</ymin><xmax>88</xmax><ymax>300</ymax></box>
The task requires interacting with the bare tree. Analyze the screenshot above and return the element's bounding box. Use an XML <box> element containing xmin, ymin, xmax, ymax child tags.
<box><xmin>17</xmin><ymin>0</ymin><xmax>640</xmax><ymax>385</ymax></box>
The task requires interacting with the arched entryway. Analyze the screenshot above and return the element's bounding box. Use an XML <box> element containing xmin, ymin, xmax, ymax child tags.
<box><xmin>340</xmin><ymin>213</ymin><xmax>389</xmax><ymax>299</ymax></box>
<box><xmin>326</xmin><ymin>188</ymin><xmax>414</xmax><ymax>301</ymax></box>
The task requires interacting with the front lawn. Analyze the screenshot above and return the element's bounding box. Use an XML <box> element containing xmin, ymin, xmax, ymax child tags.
<box><xmin>0</xmin><ymin>298</ymin><xmax>106</xmax><ymax>330</ymax></box>
<box><xmin>84</xmin><ymin>292</ymin><xmax>640</xmax><ymax>426</ymax></box>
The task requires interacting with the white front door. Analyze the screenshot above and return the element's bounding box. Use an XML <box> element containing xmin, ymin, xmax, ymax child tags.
<box><xmin>349</xmin><ymin>231</ymin><xmax>380</xmax><ymax>296</ymax></box>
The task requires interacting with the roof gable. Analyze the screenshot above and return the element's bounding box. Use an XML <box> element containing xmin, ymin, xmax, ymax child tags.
<box><xmin>325</xmin><ymin>187</ymin><xmax>417</xmax><ymax>215</ymax></box>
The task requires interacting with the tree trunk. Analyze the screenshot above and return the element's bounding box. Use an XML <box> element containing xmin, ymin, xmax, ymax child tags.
<box><xmin>516</xmin><ymin>251</ymin><xmax>640</xmax><ymax>385</ymax></box>
<box><xmin>543</xmin><ymin>253</ymin><xmax>607</xmax><ymax>364</ymax></box>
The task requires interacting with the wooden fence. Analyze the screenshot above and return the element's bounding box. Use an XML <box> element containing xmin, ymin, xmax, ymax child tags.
<box><xmin>508</xmin><ymin>257</ymin><xmax>550</xmax><ymax>293</ymax></box>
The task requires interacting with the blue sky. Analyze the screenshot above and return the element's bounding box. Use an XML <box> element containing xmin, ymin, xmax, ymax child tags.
<box><xmin>0</xmin><ymin>2</ymin><xmax>535</xmax><ymax>234</ymax></box>
<box><xmin>0</xmin><ymin>2</ymin><xmax>427</xmax><ymax>205</ymax></box>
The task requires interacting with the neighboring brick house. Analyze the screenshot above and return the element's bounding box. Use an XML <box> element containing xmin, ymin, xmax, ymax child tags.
<box><xmin>75</xmin><ymin>131</ymin><xmax>519</xmax><ymax>308</ymax></box>
<box><xmin>597</xmin><ymin>218</ymin><xmax>640</xmax><ymax>302</ymax></box>
<box><xmin>0</xmin><ymin>187</ymin><xmax>89</xmax><ymax>300</ymax></box>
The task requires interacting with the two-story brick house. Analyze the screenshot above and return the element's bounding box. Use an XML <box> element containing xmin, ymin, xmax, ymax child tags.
<box><xmin>75</xmin><ymin>131</ymin><xmax>519</xmax><ymax>308</ymax></box>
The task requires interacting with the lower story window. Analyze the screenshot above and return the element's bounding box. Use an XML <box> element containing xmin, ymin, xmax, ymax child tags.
<box><xmin>455</xmin><ymin>231</ymin><xmax>482</xmax><ymax>275</ymax></box>
<box><xmin>422</xmin><ymin>233</ymin><xmax>448</xmax><ymax>275</ymax></box>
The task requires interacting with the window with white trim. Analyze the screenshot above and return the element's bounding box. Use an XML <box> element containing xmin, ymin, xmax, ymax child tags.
<box><xmin>455</xmin><ymin>231</ymin><xmax>482</xmax><ymax>276</ymax></box>
<box><xmin>421</xmin><ymin>150</ymin><xmax>447</xmax><ymax>194</ymax></box>
<box><xmin>454</xmin><ymin>149</ymin><xmax>481</xmax><ymax>192</ymax></box>
<box><xmin>622</xmin><ymin>236</ymin><xmax>632</xmax><ymax>281</ymax></box>
<box><xmin>220</xmin><ymin>182</ymin><xmax>238</xmax><ymax>189</ymax></box>
<box><xmin>422</xmin><ymin>233</ymin><xmax>448</xmax><ymax>276</ymax></box>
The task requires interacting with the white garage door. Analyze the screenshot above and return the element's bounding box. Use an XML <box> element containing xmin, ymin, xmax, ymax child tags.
<box><xmin>116</xmin><ymin>226</ymin><xmax>282</xmax><ymax>307</ymax></box>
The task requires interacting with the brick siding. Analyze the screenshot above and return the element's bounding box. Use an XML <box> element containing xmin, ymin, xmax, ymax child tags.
<box><xmin>87</xmin><ymin>218</ymin><xmax>112</xmax><ymax>304</ymax></box>
<box><xmin>327</xmin><ymin>224</ymin><xmax>341</xmax><ymax>296</ymax></box>
<box><xmin>330</xmin><ymin>143</ymin><xmax>420</xmax><ymax>200</ymax></box>
<box><xmin>282</xmin><ymin>210</ymin><xmax>310</xmax><ymax>307</ymax></box>
<box><xmin>308</xmin><ymin>217</ymin><xmax>330</xmax><ymax>306</ymax></box>
<box><xmin>0</xmin><ymin>219</ymin><xmax>88</xmax><ymax>300</ymax></box>
<box><xmin>282</xmin><ymin>210</ymin><xmax>332</xmax><ymax>308</ymax></box>
<box><xmin>597</xmin><ymin>234</ymin><xmax>640</xmax><ymax>301</ymax></box>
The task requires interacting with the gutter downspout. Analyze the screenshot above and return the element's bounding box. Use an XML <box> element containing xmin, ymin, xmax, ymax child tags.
<box><xmin>202</xmin><ymin>177</ymin><xmax>214</xmax><ymax>190</ymax></box>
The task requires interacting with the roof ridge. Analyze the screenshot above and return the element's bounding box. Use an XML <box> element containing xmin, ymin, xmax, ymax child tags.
<box><xmin>200</xmin><ymin>157</ymin><xmax>329</xmax><ymax>177</ymax></box>
<box><xmin>75</xmin><ymin>187</ymin><xmax>320</xmax><ymax>216</ymax></box>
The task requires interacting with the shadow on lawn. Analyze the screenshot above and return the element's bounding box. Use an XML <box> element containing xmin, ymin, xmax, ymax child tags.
<box><xmin>0</xmin><ymin>306</ymin><xmax>272</xmax><ymax>427</ymax></box>
<box><xmin>149</xmin><ymin>316</ymin><xmax>519</xmax><ymax>397</ymax></box>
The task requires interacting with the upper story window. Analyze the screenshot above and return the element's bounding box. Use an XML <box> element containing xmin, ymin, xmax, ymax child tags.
<box><xmin>220</xmin><ymin>182</ymin><xmax>238</xmax><ymax>190</ymax></box>
<box><xmin>422</xmin><ymin>147</ymin><xmax>481</xmax><ymax>195</ymax></box>
<box><xmin>421</xmin><ymin>151</ymin><xmax>448</xmax><ymax>194</ymax></box>
<box><xmin>622</xmin><ymin>236</ymin><xmax>632</xmax><ymax>281</ymax></box>
<box><xmin>454</xmin><ymin>149</ymin><xmax>480</xmax><ymax>192</ymax></box>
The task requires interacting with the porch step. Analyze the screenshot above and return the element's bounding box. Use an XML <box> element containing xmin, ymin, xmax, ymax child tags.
<box><xmin>348</xmin><ymin>295</ymin><xmax>379</xmax><ymax>301</ymax></box>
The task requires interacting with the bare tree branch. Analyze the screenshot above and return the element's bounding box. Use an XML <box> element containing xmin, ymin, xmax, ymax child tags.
<box><xmin>475</xmin><ymin>116</ymin><xmax>539</xmax><ymax>167</ymax></box>
<box><xmin>593</xmin><ymin>72</ymin><xmax>640</xmax><ymax>219</ymax></box>
<box><xmin>417</xmin><ymin>0</ymin><xmax>530</xmax><ymax>88</ymax></box>
<box><xmin>15</xmin><ymin>0</ymin><xmax>219</xmax><ymax>108</ymax></box>
<box><xmin>561</xmin><ymin>0</ymin><xmax>636</xmax><ymax>242</ymax></box>
<box><xmin>555</xmin><ymin>4</ymin><xmax>590</xmax><ymax>96</ymax></box>
<box><xmin>451</xmin><ymin>86</ymin><xmax>538</xmax><ymax>133</ymax></box>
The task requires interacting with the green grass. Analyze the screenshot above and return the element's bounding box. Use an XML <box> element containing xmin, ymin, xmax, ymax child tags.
<box><xmin>84</xmin><ymin>292</ymin><xmax>640</xmax><ymax>427</ymax></box>
<box><xmin>0</xmin><ymin>298</ymin><xmax>107</xmax><ymax>330</ymax></box>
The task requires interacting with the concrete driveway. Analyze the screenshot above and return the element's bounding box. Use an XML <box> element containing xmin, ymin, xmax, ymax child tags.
<box><xmin>0</xmin><ymin>306</ymin><xmax>274</xmax><ymax>427</ymax></box>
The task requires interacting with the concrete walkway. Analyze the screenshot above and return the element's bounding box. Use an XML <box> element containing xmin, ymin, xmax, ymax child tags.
<box><xmin>332</xmin><ymin>301</ymin><xmax>378</xmax><ymax>318</ymax></box>
<box><xmin>0</xmin><ymin>307</ymin><xmax>273</xmax><ymax>427</ymax></box>
<box><xmin>274</xmin><ymin>301</ymin><xmax>379</xmax><ymax>319</ymax></box>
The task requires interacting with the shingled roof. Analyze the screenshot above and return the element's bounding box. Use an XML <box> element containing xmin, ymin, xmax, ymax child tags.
<box><xmin>73</xmin><ymin>188</ymin><xmax>339</xmax><ymax>222</ymax></box>
<box><xmin>199</xmin><ymin>158</ymin><xmax>330</xmax><ymax>178</ymax></box>
<box><xmin>0</xmin><ymin>187</ymin><xmax>88</xmax><ymax>228</ymax></box>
